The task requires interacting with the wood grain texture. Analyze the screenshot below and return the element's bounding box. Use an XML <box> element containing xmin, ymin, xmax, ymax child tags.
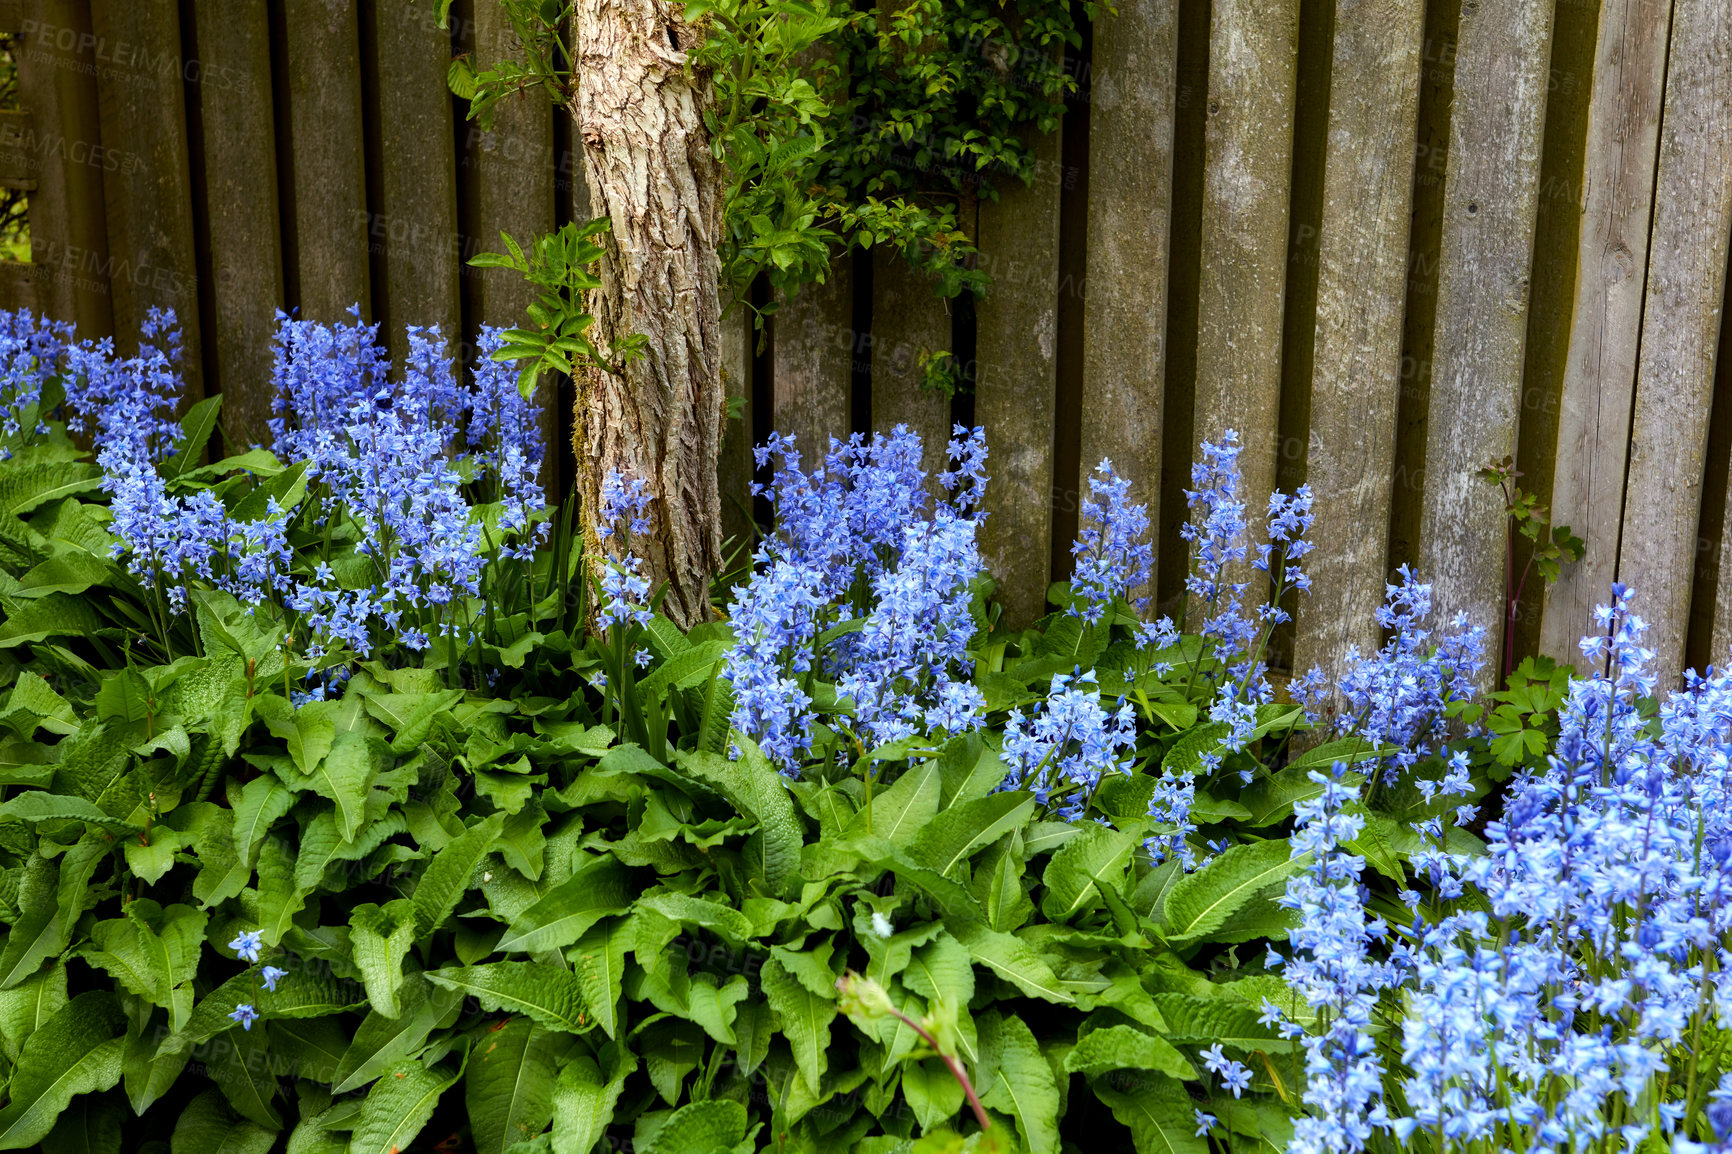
<box><xmin>283</xmin><ymin>0</ymin><xmax>369</xmax><ymax>323</ymax></box>
<box><xmin>770</xmin><ymin>262</ymin><xmax>852</xmax><ymax>459</ymax></box>
<box><xmin>1291</xmin><ymin>0</ymin><xmax>1426</xmax><ymax>681</ymax></box>
<box><xmin>88</xmin><ymin>0</ymin><xmax>202</xmax><ymax>399</ymax></box>
<box><xmin>369</xmin><ymin>0</ymin><xmax>460</xmax><ymax>365</ymax></box>
<box><xmin>870</xmin><ymin>248</ymin><xmax>951</xmax><ymax>483</ymax></box>
<box><xmin>190</xmin><ymin>0</ymin><xmax>283</xmax><ymax>448</ymax></box>
<box><xmin>1540</xmin><ymin>0</ymin><xmax>1672</xmax><ymax>659</ymax></box>
<box><xmin>977</xmin><ymin>126</ymin><xmax>1062</xmax><ymax>629</ymax></box>
<box><xmin>718</xmin><ymin>295</ymin><xmax>754</xmax><ymax>565</ymax></box>
<box><xmin>1716</xmin><ymin>472</ymin><xmax>1732</xmax><ymax>668</ymax></box>
<box><xmin>470</xmin><ymin>1</ymin><xmax>557</xmax><ymax>496</ymax></box>
<box><xmin>1416</xmin><ymin>0</ymin><xmax>1555</xmax><ymax>677</ymax></box>
<box><xmin>13</xmin><ymin>0</ymin><xmax>113</xmax><ymax>337</ymax></box>
<box><xmin>1192</xmin><ymin>0</ymin><xmax>1299</xmax><ymax>556</ymax></box>
<box><xmin>1617</xmin><ymin>0</ymin><xmax>1732</xmax><ymax>686</ymax></box>
<box><xmin>1079</xmin><ymin>0</ymin><xmax>1177</xmax><ymax>570</ymax></box>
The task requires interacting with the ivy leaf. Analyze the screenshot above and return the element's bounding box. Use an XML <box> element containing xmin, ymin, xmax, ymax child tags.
<box><xmin>760</xmin><ymin>955</ymin><xmax>834</xmax><ymax>1097</ymax></box>
<box><xmin>350</xmin><ymin>900</ymin><xmax>416</xmax><ymax>1018</ymax></box>
<box><xmin>426</xmin><ymin>963</ymin><xmax>596</xmax><ymax>1034</ymax></box>
<box><xmin>1159</xmin><ymin>839</ymin><xmax>1306</xmax><ymax>945</ymax></box>
<box><xmin>0</xmin><ymin>991</ymin><xmax>126</xmax><ymax>1149</ymax></box>
<box><xmin>350</xmin><ymin>1051</ymin><xmax>466</xmax><ymax>1154</ymax></box>
<box><xmin>495</xmin><ymin>855</ymin><xmax>630</xmax><ymax>953</ymax></box>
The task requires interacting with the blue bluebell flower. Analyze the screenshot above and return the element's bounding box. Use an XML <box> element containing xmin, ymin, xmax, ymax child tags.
<box><xmin>228</xmin><ymin>1003</ymin><xmax>259</xmax><ymax>1031</ymax></box>
<box><xmin>229</xmin><ymin>929</ymin><xmax>263</xmax><ymax>963</ymax></box>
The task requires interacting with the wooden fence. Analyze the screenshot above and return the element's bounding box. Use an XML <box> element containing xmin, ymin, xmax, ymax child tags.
<box><xmin>1</xmin><ymin>0</ymin><xmax>1729</xmax><ymax>689</ymax></box>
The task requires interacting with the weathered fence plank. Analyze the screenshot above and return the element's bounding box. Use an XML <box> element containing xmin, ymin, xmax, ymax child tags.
<box><xmin>1291</xmin><ymin>0</ymin><xmax>1426</xmax><ymax>681</ymax></box>
<box><xmin>190</xmin><ymin>0</ymin><xmax>283</xmax><ymax>448</ymax></box>
<box><xmin>1617</xmin><ymin>0</ymin><xmax>1732</xmax><ymax>686</ymax></box>
<box><xmin>87</xmin><ymin>0</ymin><xmax>202</xmax><ymax>399</ymax></box>
<box><xmin>1192</xmin><ymin>0</ymin><xmax>1299</xmax><ymax>549</ymax></box>
<box><xmin>283</xmin><ymin>0</ymin><xmax>369</xmax><ymax>324</ymax></box>
<box><xmin>771</xmin><ymin>263</ymin><xmax>852</xmax><ymax>461</ymax></box>
<box><xmin>871</xmin><ymin>250</ymin><xmax>950</xmax><ymax>484</ymax></box>
<box><xmin>718</xmin><ymin>296</ymin><xmax>753</xmax><ymax>564</ymax></box>
<box><xmin>1416</xmin><ymin>0</ymin><xmax>1555</xmax><ymax>675</ymax></box>
<box><xmin>977</xmin><ymin>128</ymin><xmax>1063</xmax><ymax>629</ymax></box>
<box><xmin>1079</xmin><ymin>0</ymin><xmax>1177</xmax><ymax>595</ymax></box>
<box><xmin>469</xmin><ymin>1</ymin><xmax>557</xmax><ymax>495</ymax></box>
<box><xmin>1539</xmin><ymin>0</ymin><xmax>1671</xmax><ymax>660</ymax></box>
<box><xmin>369</xmin><ymin>0</ymin><xmax>460</xmax><ymax>366</ymax></box>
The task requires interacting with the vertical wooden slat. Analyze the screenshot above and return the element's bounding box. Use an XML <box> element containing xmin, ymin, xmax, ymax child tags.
<box><xmin>189</xmin><ymin>0</ymin><xmax>283</xmax><ymax>447</ymax></box>
<box><xmin>1415</xmin><ymin>0</ymin><xmax>1555</xmax><ymax>673</ymax></box>
<box><xmin>13</xmin><ymin>1</ymin><xmax>112</xmax><ymax>336</ymax></box>
<box><xmin>1617</xmin><ymin>0</ymin><xmax>1732</xmax><ymax>686</ymax></box>
<box><xmin>469</xmin><ymin>2</ymin><xmax>557</xmax><ymax>495</ymax></box>
<box><xmin>977</xmin><ymin>128</ymin><xmax>1062</xmax><ymax>629</ymax></box>
<box><xmin>1291</xmin><ymin>0</ymin><xmax>1426</xmax><ymax>681</ymax></box>
<box><xmin>1538</xmin><ymin>0</ymin><xmax>1670</xmax><ymax>660</ymax></box>
<box><xmin>88</xmin><ymin>0</ymin><xmax>202</xmax><ymax>398</ymax></box>
<box><xmin>283</xmin><ymin>0</ymin><xmax>369</xmax><ymax>323</ymax></box>
<box><xmin>369</xmin><ymin>0</ymin><xmax>459</xmax><ymax>366</ymax></box>
<box><xmin>770</xmin><ymin>264</ymin><xmax>852</xmax><ymax>459</ymax></box>
<box><xmin>718</xmin><ymin>295</ymin><xmax>754</xmax><ymax>565</ymax></box>
<box><xmin>1191</xmin><ymin>0</ymin><xmax>1299</xmax><ymax>544</ymax></box>
<box><xmin>1079</xmin><ymin>0</ymin><xmax>1177</xmax><ymax>594</ymax></box>
<box><xmin>870</xmin><ymin>250</ymin><xmax>951</xmax><ymax>483</ymax></box>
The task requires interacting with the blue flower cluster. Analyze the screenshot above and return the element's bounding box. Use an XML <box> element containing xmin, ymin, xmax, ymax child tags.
<box><xmin>64</xmin><ymin>306</ymin><xmax>548</xmax><ymax>663</ymax></box>
<box><xmin>1279</xmin><ymin>587</ymin><xmax>1732</xmax><ymax>1153</ymax></box>
<box><xmin>995</xmin><ymin>669</ymin><xmax>1136</xmax><ymax>820</ymax></box>
<box><xmin>0</xmin><ymin>308</ymin><xmax>73</xmax><ymax>448</ymax></box>
<box><xmin>722</xmin><ymin>424</ymin><xmax>988</xmax><ymax>773</ymax></box>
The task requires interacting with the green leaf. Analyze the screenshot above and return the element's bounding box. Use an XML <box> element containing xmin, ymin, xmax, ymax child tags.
<box><xmin>854</xmin><ymin>758</ymin><xmax>941</xmax><ymax>843</ymax></box>
<box><xmin>640</xmin><ymin>1099</ymin><xmax>749</xmax><ymax>1154</ymax></box>
<box><xmin>1040</xmin><ymin>823</ymin><xmax>1135</xmax><ymax>922</ymax></box>
<box><xmin>1093</xmin><ymin>1071</ymin><xmax>1209</xmax><ymax>1154</ymax></box>
<box><xmin>467</xmin><ymin>1017</ymin><xmax>567</xmax><ymax>1154</ymax></box>
<box><xmin>161</xmin><ymin>395</ymin><xmax>223</xmax><ymax>480</ymax></box>
<box><xmin>569</xmin><ymin>918</ymin><xmax>628</xmax><ymax>1041</ymax></box>
<box><xmin>412</xmin><ymin>812</ymin><xmax>506</xmax><ymax>939</ymax></box>
<box><xmin>160</xmin><ymin>966</ymin><xmax>366</xmax><ymax>1057</ymax></box>
<box><xmin>677</xmin><ymin>744</ymin><xmax>802</xmax><ymax>896</ymax></box>
<box><xmin>332</xmin><ymin>975</ymin><xmax>459</xmax><ymax>1094</ymax></box>
<box><xmin>1153</xmin><ymin>993</ymin><xmax>1290</xmax><ymax>1053</ymax></box>
<box><xmin>426</xmin><ymin>962</ymin><xmax>595</xmax><ymax>1034</ymax></box>
<box><xmin>206</xmin><ymin>1022</ymin><xmax>281</xmax><ymax>1128</ymax></box>
<box><xmin>760</xmin><ymin>955</ymin><xmax>834</xmax><ymax>1097</ymax></box>
<box><xmin>0</xmin><ymin>462</ymin><xmax>102</xmax><ymax>518</ymax></box>
<box><xmin>1065</xmin><ymin>1025</ymin><xmax>1196</xmax><ymax>1081</ymax></box>
<box><xmin>495</xmin><ymin>855</ymin><xmax>630</xmax><ymax>953</ymax></box>
<box><xmin>0</xmin><ymin>960</ymin><xmax>65</xmax><ymax>1062</ymax></box>
<box><xmin>550</xmin><ymin>1048</ymin><xmax>636</xmax><ymax>1154</ymax></box>
<box><xmin>0</xmin><ymin>991</ymin><xmax>126</xmax><ymax>1150</ymax></box>
<box><xmin>310</xmin><ymin>729</ymin><xmax>373</xmax><ymax>840</ymax></box>
<box><xmin>168</xmin><ymin>1089</ymin><xmax>276</xmax><ymax>1154</ymax></box>
<box><xmin>79</xmin><ymin>901</ymin><xmax>206</xmax><ymax>1032</ymax></box>
<box><xmin>231</xmin><ymin>775</ymin><xmax>294</xmax><ymax>868</ymax></box>
<box><xmin>979</xmin><ymin>1013</ymin><xmax>1060</xmax><ymax>1154</ymax></box>
<box><xmin>349</xmin><ymin>1052</ymin><xmax>465</xmax><ymax>1154</ymax></box>
<box><xmin>0</xmin><ymin>791</ymin><xmax>138</xmax><ymax>832</ymax></box>
<box><xmin>955</xmin><ymin>925</ymin><xmax>1073</xmax><ymax>1005</ymax></box>
<box><xmin>350</xmin><ymin>900</ymin><xmax>416</xmax><ymax>1018</ymax></box>
<box><xmin>0</xmin><ymin>854</ymin><xmax>68</xmax><ymax>988</ymax></box>
<box><xmin>1160</xmin><ymin>840</ymin><xmax>1305</xmax><ymax>945</ymax></box>
<box><xmin>41</xmin><ymin>1093</ymin><xmax>122</xmax><ymax>1154</ymax></box>
<box><xmin>906</xmin><ymin>791</ymin><xmax>1034</xmax><ymax>878</ymax></box>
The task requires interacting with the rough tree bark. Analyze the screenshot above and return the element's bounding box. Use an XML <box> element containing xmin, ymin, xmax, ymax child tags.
<box><xmin>572</xmin><ymin>0</ymin><xmax>726</xmax><ymax>629</ymax></box>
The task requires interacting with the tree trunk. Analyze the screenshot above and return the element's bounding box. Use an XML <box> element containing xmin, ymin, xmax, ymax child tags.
<box><xmin>572</xmin><ymin>0</ymin><xmax>725</xmax><ymax>629</ymax></box>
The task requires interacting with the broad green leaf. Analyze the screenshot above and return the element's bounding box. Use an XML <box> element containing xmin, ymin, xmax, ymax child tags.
<box><xmin>1093</xmin><ymin>1071</ymin><xmax>1209</xmax><ymax>1154</ymax></box>
<box><xmin>0</xmin><ymin>462</ymin><xmax>102</xmax><ymax>519</ymax></box>
<box><xmin>310</xmin><ymin>728</ymin><xmax>372</xmax><ymax>840</ymax></box>
<box><xmin>1040</xmin><ymin>824</ymin><xmax>1135</xmax><ymax>922</ymax></box>
<box><xmin>266</xmin><ymin>1016</ymin><xmax>349</xmax><ymax>1085</ymax></box>
<box><xmin>1160</xmin><ymin>840</ymin><xmax>1305</xmax><ymax>945</ymax></box>
<box><xmin>0</xmin><ymin>853</ymin><xmax>68</xmax><ymax>988</ymax></box>
<box><xmin>206</xmin><ymin>1021</ymin><xmax>281</xmax><ymax>1128</ymax></box>
<box><xmin>677</xmin><ymin>744</ymin><xmax>802</xmax><ymax>896</ymax></box>
<box><xmin>411</xmin><ymin>811</ymin><xmax>506</xmax><ymax>939</ymax></box>
<box><xmin>0</xmin><ymin>991</ymin><xmax>126</xmax><ymax>1149</ymax></box>
<box><xmin>80</xmin><ymin>901</ymin><xmax>206</xmax><ymax>1032</ymax></box>
<box><xmin>231</xmin><ymin>775</ymin><xmax>294</xmax><ymax>868</ymax></box>
<box><xmin>1239</xmin><ymin>764</ymin><xmax>1364</xmax><ymax>827</ymax></box>
<box><xmin>854</xmin><ymin>757</ymin><xmax>941</xmax><ymax>843</ymax></box>
<box><xmin>252</xmin><ymin>835</ymin><xmax>306</xmax><ymax>948</ymax></box>
<box><xmin>0</xmin><ymin>791</ymin><xmax>138</xmax><ymax>832</ymax></box>
<box><xmin>0</xmin><ymin>959</ymin><xmax>65</xmax><ymax>1062</ymax></box>
<box><xmin>467</xmin><ymin>1018</ymin><xmax>568</xmax><ymax>1154</ymax></box>
<box><xmin>979</xmin><ymin>1014</ymin><xmax>1060</xmax><ymax>1154</ymax></box>
<box><xmin>760</xmin><ymin>955</ymin><xmax>834</xmax><ymax>1097</ymax></box>
<box><xmin>349</xmin><ymin>1052</ymin><xmax>465</xmax><ymax>1154</ymax></box>
<box><xmin>569</xmin><ymin>917</ymin><xmax>628</xmax><ymax>1040</ymax></box>
<box><xmin>639</xmin><ymin>1099</ymin><xmax>748</xmax><ymax>1154</ymax></box>
<box><xmin>168</xmin><ymin>1089</ymin><xmax>276</xmax><ymax>1154</ymax></box>
<box><xmin>901</xmin><ymin>932</ymin><xmax>975</xmax><ymax>1010</ymax></box>
<box><xmin>901</xmin><ymin>1056</ymin><xmax>965</xmax><ymax>1132</ymax></box>
<box><xmin>161</xmin><ymin>394</ymin><xmax>223</xmax><ymax>480</ymax></box>
<box><xmin>1064</xmin><ymin>1025</ymin><xmax>1196</xmax><ymax>1082</ymax></box>
<box><xmin>333</xmin><ymin>975</ymin><xmax>459</xmax><ymax>1094</ymax></box>
<box><xmin>636</xmin><ymin>890</ymin><xmax>754</xmax><ymax>948</ymax></box>
<box><xmin>427</xmin><ymin>962</ymin><xmax>595</xmax><ymax>1034</ymax></box>
<box><xmin>550</xmin><ymin>1048</ymin><xmax>636</xmax><ymax>1154</ymax></box>
<box><xmin>955</xmin><ymin>925</ymin><xmax>1073</xmax><ymax>1005</ymax></box>
<box><xmin>123</xmin><ymin>1016</ymin><xmax>190</xmax><ymax>1115</ymax></box>
<box><xmin>160</xmin><ymin>966</ymin><xmax>366</xmax><ymax>1057</ymax></box>
<box><xmin>906</xmin><ymin>791</ymin><xmax>1035</xmax><ymax>878</ymax></box>
<box><xmin>350</xmin><ymin>900</ymin><xmax>416</xmax><ymax>1018</ymax></box>
<box><xmin>496</xmin><ymin>855</ymin><xmax>630</xmax><ymax>953</ymax></box>
<box><xmin>1152</xmin><ymin>993</ymin><xmax>1291</xmax><ymax>1053</ymax></box>
<box><xmin>42</xmin><ymin>1092</ymin><xmax>122</xmax><ymax>1154</ymax></box>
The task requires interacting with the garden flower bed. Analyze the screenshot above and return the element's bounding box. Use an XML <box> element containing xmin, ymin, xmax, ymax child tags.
<box><xmin>0</xmin><ymin>306</ymin><xmax>1722</xmax><ymax>1153</ymax></box>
